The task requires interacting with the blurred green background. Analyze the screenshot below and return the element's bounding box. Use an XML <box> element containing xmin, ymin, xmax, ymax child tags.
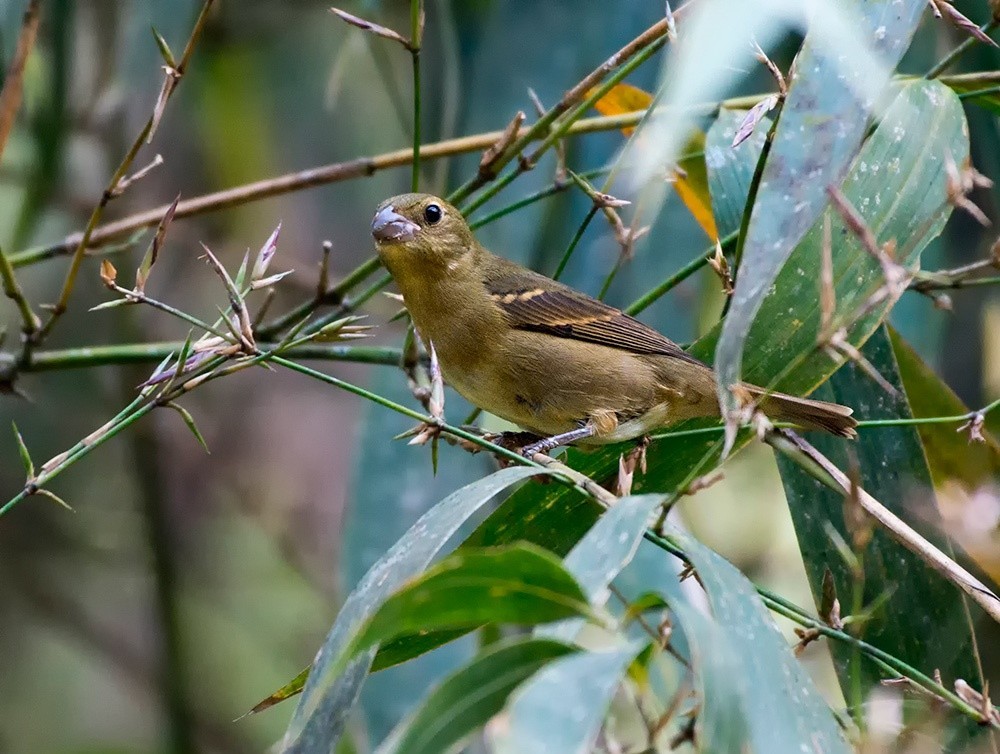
<box><xmin>0</xmin><ymin>1</ymin><xmax>997</xmax><ymax>752</ymax></box>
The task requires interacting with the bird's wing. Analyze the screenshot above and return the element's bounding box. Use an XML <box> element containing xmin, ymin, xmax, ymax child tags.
<box><xmin>483</xmin><ymin>266</ymin><xmax>703</xmax><ymax>366</ymax></box>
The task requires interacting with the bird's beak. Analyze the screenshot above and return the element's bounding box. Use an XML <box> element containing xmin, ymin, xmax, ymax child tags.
<box><xmin>372</xmin><ymin>205</ymin><xmax>420</xmax><ymax>243</ymax></box>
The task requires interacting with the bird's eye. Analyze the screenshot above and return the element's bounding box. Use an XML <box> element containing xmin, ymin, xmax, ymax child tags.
<box><xmin>423</xmin><ymin>204</ymin><xmax>443</xmax><ymax>225</ymax></box>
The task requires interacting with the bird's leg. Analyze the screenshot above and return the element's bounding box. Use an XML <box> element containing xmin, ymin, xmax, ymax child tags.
<box><xmin>520</xmin><ymin>423</ymin><xmax>596</xmax><ymax>457</ymax></box>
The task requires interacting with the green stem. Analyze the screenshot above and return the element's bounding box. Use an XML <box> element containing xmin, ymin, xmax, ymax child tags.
<box><xmin>448</xmin><ymin>16</ymin><xmax>675</xmax><ymax>206</ymax></box>
<box><xmin>956</xmin><ymin>84</ymin><xmax>1000</xmax><ymax>102</ymax></box>
<box><xmin>256</xmin><ymin>256</ymin><xmax>383</xmax><ymax>340</ymax></box>
<box><xmin>552</xmin><ymin>205</ymin><xmax>598</xmax><ymax>280</ymax></box>
<box><xmin>467</xmin><ymin>167</ymin><xmax>609</xmax><ymax>231</ymax></box>
<box><xmin>926</xmin><ymin>18</ymin><xmax>999</xmax><ymax>79</ymax></box>
<box><xmin>409</xmin><ymin>0</ymin><xmax>422</xmax><ymax>191</ymax></box>
<box><xmin>640</xmin><ymin>529</ymin><xmax>987</xmax><ymax>724</ymax></box>
<box><xmin>0</xmin><ymin>399</ymin><xmax>157</xmax><ymax>516</ymax></box>
<box><xmin>724</xmin><ymin>108</ymin><xmax>781</xmax><ymax>317</ymax></box>
<box><xmin>0</xmin><ymin>241</ymin><xmax>39</xmax><ymax>343</ymax></box>
<box><xmin>455</xmin><ymin>33</ymin><xmax>667</xmax><ymax>215</ymax></box>
<box><xmin>625</xmin><ymin>230</ymin><xmax>737</xmax><ymax>316</ymax></box>
<box><xmin>25</xmin><ymin>342</ymin><xmax>406</xmax><ymax>371</ymax></box>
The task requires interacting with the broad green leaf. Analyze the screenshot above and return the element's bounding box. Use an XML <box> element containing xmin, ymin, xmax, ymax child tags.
<box><xmin>889</xmin><ymin>326</ymin><xmax>1000</xmax><ymax>488</ymax></box>
<box><xmin>339</xmin><ymin>544</ymin><xmax>592</xmax><ymax>666</ymax></box>
<box><xmin>491</xmin><ymin>644</ymin><xmax>644</xmax><ymax>754</ymax></box>
<box><xmin>375</xmin><ymin>638</ymin><xmax>576</xmax><ymax>754</ymax></box>
<box><xmin>776</xmin><ymin>326</ymin><xmax>989</xmax><ymax>749</ymax></box>
<box><xmin>340</xmin><ymin>371</ymin><xmax>491</xmax><ymax>743</ymax></box>
<box><xmin>664</xmin><ymin>587</ymin><xmax>746</xmax><ymax>753</ymax></box>
<box><xmin>714</xmin><ymin>0</ymin><xmax>925</xmax><ymax>417</ymax></box>
<box><xmin>283</xmin><ymin>466</ymin><xmax>550</xmax><ymax>754</ymax></box>
<box><xmin>467</xmin><ymin>80</ymin><xmax>968</xmax><ymax>564</ymax></box>
<box><xmin>370</xmin><ymin>629</ymin><xmax>472</xmax><ymax>673</ymax></box>
<box><xmin>704</xmin><ymin>108</ymin><xmax>770</xmax><ymax>238</ymax></box>
<box><xmin>671</xmin><ymin>526</ymin><xmax>852</xmax><ymax>754</ymax></box>
<box><xmin>943</xmin><ymin>78</ymin><xmax>1000</xmax><ymax>116</ymax></box>
<box><xmin>539</xmin><ymin>494</ymin><xmax>666</xmax><ymax>643</ymax></box>
<box><xmin>889</xmin><ymin>326</ymin><xmax>1000</xmax><ymax>584</ymax></box>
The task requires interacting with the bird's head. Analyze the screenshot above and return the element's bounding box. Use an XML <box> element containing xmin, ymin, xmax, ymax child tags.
<box><xmin>371</xmin><ymin>193</ymin><xmax>474</xmax><ymax>277</ymax></box>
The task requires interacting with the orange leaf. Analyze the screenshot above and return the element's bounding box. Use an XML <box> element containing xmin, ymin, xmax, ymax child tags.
<box><xmin>588</xmin><ymin>82</ymin><xmax>652</xmax><ymax>136</ymax></box>
<box><xmin>590</xmin><ymin>84</ymin><xmax>718</xmax><ymax>240</ymax></box>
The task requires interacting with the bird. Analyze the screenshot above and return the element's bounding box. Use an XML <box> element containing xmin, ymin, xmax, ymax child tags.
<box><xmin>371</xmin><ymin>192</ymin><xmax>857</xmax><ymax>456</ymax></box>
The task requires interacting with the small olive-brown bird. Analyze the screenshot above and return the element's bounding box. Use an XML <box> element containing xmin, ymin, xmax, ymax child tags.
<box><xmin>372</xmin><ymin>193</ymin><xmax>857</xmax><ymax>454</ymax></box>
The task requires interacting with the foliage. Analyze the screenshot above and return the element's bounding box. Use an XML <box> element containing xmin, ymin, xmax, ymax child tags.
<box><xmin>1</xmin><ymin>1</ymin><xmax>1000</xmax><ymax>753</ymax></box>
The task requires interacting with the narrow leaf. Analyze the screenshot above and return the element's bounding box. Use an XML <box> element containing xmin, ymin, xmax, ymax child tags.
<box><xmin>539</xmin><ymin>494</ymin><xmax>665</xmax><ymax>642</ymax></box>
<box><xmin>89</xmin><ymin>298</ymin><xmax>132</xmax><ymax>312</ymax></box>
<box><xmin>150</xmin><ymin>26</ymin><xmax>177</xmax><ymax>67</ymax></box>
<box><xmin>12</xmin><ymin>421</ymin><xmax>33</xmax><ymax>478</ymax></box>
<box><xmin>165</xmin><ymin>401</ymin><xmax>210</xmax><ymax>454</ymax></box>
<box><xmin>35</xmin><ymin>487</ymin><xmax>73</xmax><ymax>511</ymax></box>
<box><xmin>376</xmin><ymin>638</ymin><xmax>575</xmax><ymax>754</ymax></box>
<box><xmin>283</xmin><ymin>467</ymin><xmax>552</xmax><ymax>754</ymax></box>
<box><xmin>777</xmin><ymin>325</ymin><xmax>990</xmax><ymax>749</ymax></box>
<box><xmin>714</xmin><ymin>0</ymin><xmax>925</xmax><ymax>422</ymax></box>
<box><xmin>339</xmin><ymin>545</ymin><xmax>590</xmax><ymax>672</ymax></box>
<box><xmin>248</xmin><ymin>666</ymin><xmax>310</xmax><ymax>717</ymax></box>
<box><xmin>491</xmin><ymin>644</ymin><xmax>643</xmax><ymax>754</ymax></box>
<box><xmin>671</xmin><ymin>526</ymin><xmax>852</xmax><ymax>753</ymax></box>
<box><xmin>135</xmin><ymin>193</ymin><xmax>179</xmax><ymax>294</ymax></box>
<box><xmin>252</xmin><ymin>226</ymin><xmax>287</xmax><ymax>280</ymax></box>
<box><xmin>330</xmin><ymin>8</ymin><xmax>412</xmax><ymax>50</ymax></box>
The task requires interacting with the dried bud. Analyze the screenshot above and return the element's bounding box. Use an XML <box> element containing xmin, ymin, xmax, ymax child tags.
<box><xmin>99</xmin><ymin>260</ymin><xmax>118</xmax><ymax>288</ymax></box>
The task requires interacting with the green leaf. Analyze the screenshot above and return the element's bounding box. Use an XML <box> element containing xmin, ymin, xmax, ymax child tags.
<box><xmin>776</xmin><ymin>325</ymin><xmax>989</xmax><ymax>747</ymax></box>
<box><xmin>150</xmin><ymin>26</ymin><xmax>176</xmax><ymax>68</ymax></box>
<box><xmin>539</xmin><ymin>494</ymin><xmax>666</xmax><ymax>643</ymax></box>
<box><xmin>714</xmin><ymin>0</ymin><xmax>925</xmax><ymax>417</ymax></box>
<box><xmin>370</xmin><ymin>629</ymin><xmax>472</xmax><ymax>672</ymax></box>
<box><xmin>340</xmin><ymin>370</ymin><xmax>495</xmax><ymax>742</ymax></box>
<box><xmin>671</xmin><ymin>526</ymin><xmax>853</xmax><ymax>754</ymax></box>
<box><xmin>11</xmin><ymin>421</ymin><xmax>33</xmax><ymax>479</ymax></box>
<box><xmin>946</xmin><ymin>79</ymin><xmax>1000</xmax><ymax>116</ymax></box>
<box><xmin>889</xmin><ymin>325</ymin><xmax>1000</xmax><ymax>488</ymax></box>
<box><xmin>36</xmin><ymin>487</ymin><xmax>73</xmax><ymax>511</ymax></box>
<box><xmin>376</xmin><ymin>638</ymin><xmax>575</xmax><ymax>754</ymax></box>
<box><xmin>283</xmin><ymin>466</ymin><xmax>551</xmax><ymax>754</ymax></box>
<box><xmin>704</xmin><ymin>109</ymin><xmax>770</xmax><ymax>239</ymax></box>
<box><xmin>491</xmin><ymin>643</ymin><xmax>644</xmax><ymax>754</ymax></box>
<box><xmin>665</xmin><ymin>587</ymin><xmax>746</xmax><ymax>753</ymax></box>
<box><xmin>468</xmin><ymin>79</ymin><xmax>969</xmax><ymax>563</ymax></box>
<box><xmin>165</xmin><ymin>401</ymin><xmax>210</xmax><ymax>454</ymax></box>
<box><xmin>343</xmin><ymin>544</ymin><xmax>591</xmax><ymax>664</ymax></box>
<box><xmin>89</xmin><ymin>298</ymin><xmax>132</xmax><ymax>311</ymax></box>
<box><xmin>248</xmin><ymin>666</ymin><xmax>310</xmax><ymax>717</ymax></box>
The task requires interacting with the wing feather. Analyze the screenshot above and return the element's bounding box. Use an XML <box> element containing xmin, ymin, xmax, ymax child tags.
<box><xmin>483</xmin><ymin>268</ymin><xmax>703</xmax><ymax>366</ymax></box>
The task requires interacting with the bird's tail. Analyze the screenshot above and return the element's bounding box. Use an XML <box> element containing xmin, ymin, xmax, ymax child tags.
<box><xmin>736</xmin><ymin>384</ymin><xmax>858</xmax><ymax>439</ymax></box>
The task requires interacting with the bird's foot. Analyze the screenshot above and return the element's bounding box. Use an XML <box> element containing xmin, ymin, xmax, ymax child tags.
<box><xmin>481</xmin><ymin>431</ymin><xmax>546</xmax><ymax>467</ymax></box>
<box><xmin>520</xmin><ymin>424</ymin><xmax>597</xmax><ymax>458</ymax></box>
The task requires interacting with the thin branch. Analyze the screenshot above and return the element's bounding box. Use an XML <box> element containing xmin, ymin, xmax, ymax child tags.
<box><xmin>457</xmin><ymin>32</ymin><xmax>670</xmax><ymax>215</ymax></box>
<box><xmin>30</xmin><ymin>0</ymin><xmax>217</xmax><ymax>351</ymax></box>
<box><xmin>448</xmin><ymin>7</ymin><xmax>692</xmax><ymax>206</ymax></box>
<box><xmin>0</xmin><ymin>241</ymin><xmax>39</xmax><ymax>341</ymax></box>
<box><xmin>767</xmin><ymin>428</ymin><xmax>1000</xmax><ymax>624</ymax></box>
<box><xmin>24</xmin><ymin>342</ymin><xmax>406</xmax><ymax>371</ymax></box>
<box><xmin>410</xmin><ymin>0</ymin><xmax>424</xmax><ymax>191</ymax></box>
<box><xmin>10</xmin><ymin>111</ymin><xmax>666</xmax><ymax>267</ymax></box>
<box><xmin>0</xmin><ymin>0</ymin><xmax>41</xmax><ymax>161</ymax></box>
<box><xmin>0</xmin><ymin>0</ymin><xmax>43</xmax><ymax>345</ymax></box>
<box><xmin>926</xmin><ymin>15</ymin><xmax>999</xmax><ymax>77</ymax></box>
